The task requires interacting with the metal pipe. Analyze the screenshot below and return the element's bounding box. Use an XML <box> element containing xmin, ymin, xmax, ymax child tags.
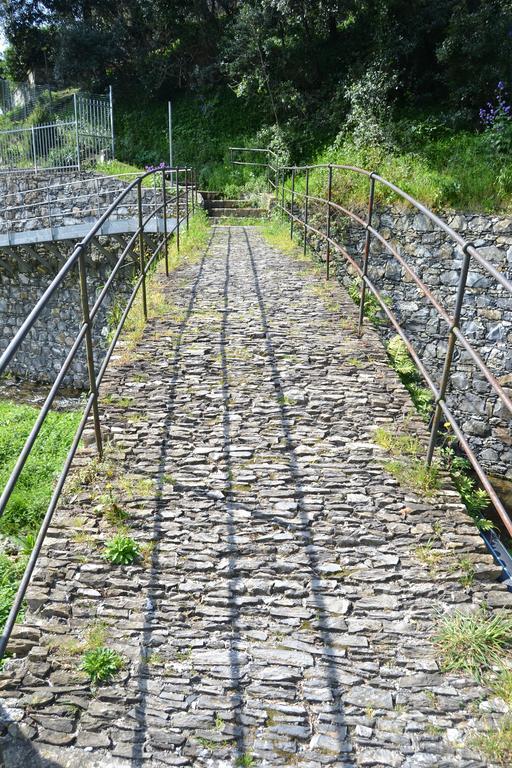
<box><xmin>163</xmin><ymin>168</ymin><xmax>169</xmax><ymax>276</ymax></box>
<box><xmin>137</xmin><ymin>180</ymin><xmax>148</xmax><ymax>321</ymax></box>
<box><xmin>176</xmin><ymin>169</ymin><xmax>180</xmax><ymax>252</ymax></box>
<box><xmin>326</xmin><ymin>164</ymin><xmax>333</xmax><ymax>280</ymax></box>
<box><xmin>78</xmin><ymin>248</ymin><xmax>103</xmax><ymax>457</ymax></box>
<box><xmin>73</xmin><ymin>93</ymin><xmax>81</xmax><ymax>172</ymax></box>
<box><xmin>304</xmin><ymin>168</ymin><xmax>309</xmax><ymax>257</ymax></box>
<box><xmin>290</xmin><ymin>168</ymin><xmax>296</xmax><ymax>239</ymax></box>
<box><xmin>109</xmin><ymin>85</ymin><xmax>115</xmax><ymax>159</ymax></box>
<box><xmin>358</xmin><ymin>174</ymin><xmax>376</xmax><ymax>335</ymax></box>
<box><xmin>185</xmin><ymin>167</ymin><xmax>189</xmax><ymax>231</ymax></box>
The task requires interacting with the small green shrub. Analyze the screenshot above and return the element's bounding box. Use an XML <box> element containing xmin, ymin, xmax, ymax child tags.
<box><xmin>81</xmin><ymin>647</ymin><xmax>124</xmax><ymax>683</ymax></box>
<box><xmin>434</xmin><ymin>609</ymin><xmax>512</xmax><ymax>679</ymax></box>
<box><xmin>386</xmin><ymin>335</ymin><xmax>433</xmax><ymax>421</ymax></box>
<box><xmin>348</xmin><ymin>278</ymin><xmax>386</xmax><ymax>326</ymax></box>
<box><xmin>103</xmin><ymin>534</ymin><xmax>139</xmax><ymax>565</ymax></box>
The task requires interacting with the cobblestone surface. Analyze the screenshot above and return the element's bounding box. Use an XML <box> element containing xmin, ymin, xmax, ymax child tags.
<box><xmin>1</xmin><ymin>225</ymin><xmax>510</xmax><ymax>767</ymax></box>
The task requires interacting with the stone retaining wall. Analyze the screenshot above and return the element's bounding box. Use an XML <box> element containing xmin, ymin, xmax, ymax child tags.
<box><xmin>301</xmin><ymin>204</ymin><xmax>512</xmax><ymax>479</ymax></box>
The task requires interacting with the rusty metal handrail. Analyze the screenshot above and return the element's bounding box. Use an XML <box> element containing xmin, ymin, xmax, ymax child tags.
<box><xmin>0</xmin><ymin>165</ymin><xmax>197</xmax><ymax>658</ymax></box>
<box><xmin>229</xmin><ymin>146</ymin><xmax>512</xmax><ymax>541</ymax></box>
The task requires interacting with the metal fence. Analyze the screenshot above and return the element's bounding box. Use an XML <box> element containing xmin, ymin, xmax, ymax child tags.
<box><xmin>0</xmin><ymin>166</ymin><xmax>197</xmax><ymax>657</ymax></box>
<box><xmin>0</xmin><ymin>88</ymin><xmax>114</xmax><ymax>174</ymax></box>
<box><xmin>230</xmin><ymin>146</ymin><xmax>512</xmax><ymax>556</ymax></box>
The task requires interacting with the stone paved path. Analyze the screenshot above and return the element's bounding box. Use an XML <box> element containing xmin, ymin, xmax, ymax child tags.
<box><xmin>1</xmin><ymin>225</ymin><xmax>511</xmax><ymax>767</ymax></box>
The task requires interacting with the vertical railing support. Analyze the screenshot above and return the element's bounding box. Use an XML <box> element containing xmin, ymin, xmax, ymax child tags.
<box><xmin>426</xmin><ymin>243</ymin><xmax>473</xmax><ymax>465</ymax></box>
<box><xmin>176</xmin><ymin>169</ymin><xmax>180</xmax><ymax>253</ymax></box>
<box><xmin>162</xmin><ymin>168</ymin><xmax>169</xmax><ymax>277</ymax></box>
<box><xmin>358</xmin><ymin>173</ymin><xmax>376</xmax><ymax>336</ymax></box>
<box><xmin>281</xmin><ymin>169</ymin><xmax>285</xmax><ymax>221</ymax></box>
<box><xmin>290</xmin><ymin>168</ymin><xmax>296</xmax><ymax>239</ymax></box>
<box><xmin>78</xmin><ymin>247</ymin><xmax>103</xmax><ymax>457</ymax></box>
<box><xmin>303</xmin><ymin>168</ymin><xmax>309</xmax><ymax>257</ymax></box>
<box><xmin>185</xmin><ymin>168</ymin><xmax>190</xmax><ymax>231</ymax></box>
<box><xmin>31</xmin><ymin>126</ymin><xmax>38</xmax><ymax>173</ymax></box>
<box><xmin>191</xmin><ymin>168</ymin><xmax>195</xmax><ymax>215</ymax></box>
<box><xmin>326</xmin><ymin>164</ymin><xmax>333</xmax><ymax>280</ymax></box>
<box><xmin>137</xmin><ymin>179</ymin><xmax>148</xmax><ymax>321</ymax></box>
<box><xmin>109</xmin><ymin>85</ymin><xmax>115</xmax><ymax>160</ymax></box>
<box><xmin>73</xmin><ymin>93</ymin><xmax>81</xmax><ymax>172</ymax></box>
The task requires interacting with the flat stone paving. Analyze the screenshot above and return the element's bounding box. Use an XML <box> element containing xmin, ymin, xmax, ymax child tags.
<box><xmin>1</xmin><ymin>225</ymin><xmax>511</xmax><ymax>767</ymax></box>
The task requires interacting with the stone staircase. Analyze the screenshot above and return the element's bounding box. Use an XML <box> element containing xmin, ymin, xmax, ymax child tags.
<box><xmin>200</xmin><ymin>191</ymin><xmax>268</xmax><ymax>223</ymax></box>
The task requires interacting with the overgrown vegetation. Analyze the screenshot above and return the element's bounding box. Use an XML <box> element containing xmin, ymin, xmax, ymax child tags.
<box><xmin>103</xmin><ymin>534</ymin><xmax>139</xmax><ymax>565</ymax></box>
<box><xmin>434</xmin><ymin>609</ymin><xmax>512</xmax><ymax>679</ymax></box>
<box><xmin>2</xmin><ymin>2</ymin><xmax>512</xmax><ymax>206</ymax></box>
<box><xmin>0</xmin><ymin>400</ymin><xmax>80</xmax><ymax>630</ymax></box>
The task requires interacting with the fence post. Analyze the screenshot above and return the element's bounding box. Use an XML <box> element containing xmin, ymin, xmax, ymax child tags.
<box><xmin>185</xmin><ymin>168</ymin><xmax>190</xmax><ymax>231</ymax></box>
<box><xmin>191</xmin><ymin>168</ymin><xmax>195</xmax><ymax>215</ymax></box>
<box><xmin>303</xmin><ymin>167</ymin><xmax>309</xmax><ymax>257</ymax></box>
<box><xmin>109</xmin><ymin>85</ymin><xmax>115</xmax><ymax>160</ymax></box>
<box><xmin>162</xmin><ymin>168</ymin><xmax>169</xmax><ymax>277</ymax></box>
<box><xmin>31</xmin><ymin>126</ymin><xmax>37</xmax><ymax>173</ymax></box>
<box><xmin>290</xmin><ymin>168</ymin><xmax>296</xmax><ymax>239</ymax></box>
<box><xmin>176</xmin><ymin>169</ymin><xmax>180</xmax><ymax>253</ymax></box>
<box><xmin>137</xmin><ymin>179</ymin><xmax>148</xmax><ymax>321</ymax></box>
<box><xmin>326</xmin><ymin>164</ymin><xmax>333</xmax><ymax>279</ymax></box>
<box><xmin>426</xmin><ymin>243</ymin><xmax>473</xmax><ymax>465</ymax></box>
<box><xmin>358</xmin><ymin>173</ymin><xmax>376</xmax><ymax>336</ymax></box>
<box><xmin>281</xmin><ymin>169</ymin><xmax>285</xmax><ymax>221</ymax></box>
<box><xmin>77</xmin><ymin>247</ymin><xmax>103</xmax><ymax>458</ymax></box>
<box><xmin>73</xmin><ymin>93</ymin><xmax>81</xmax><ymax>172</ymax></box>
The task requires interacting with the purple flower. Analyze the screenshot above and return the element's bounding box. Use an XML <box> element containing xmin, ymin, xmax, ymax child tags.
<box><xmin>498</xmin><ymin>81</ymin><xmax>505</xmax><ymax>90</ymax></box>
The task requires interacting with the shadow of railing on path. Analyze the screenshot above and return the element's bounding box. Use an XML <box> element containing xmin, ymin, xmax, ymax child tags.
<box><xmin>243</xmin><ymin>226</ymin><xmax>354</xmax><ymax>761</ymax></box>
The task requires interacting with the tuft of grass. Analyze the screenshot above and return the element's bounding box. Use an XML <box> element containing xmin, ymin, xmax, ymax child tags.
<box><xmin>385</xmin><ymin>458</ymin><xmax>440</xmax><ymax>496</ymax></box>
<box><xmin>375</xmin><ymin>427</ymin><xmax>420</xmax><ymax>457</ymax></box>
<box><xmin>473</xmin><ymin>720</ymin><xmax>512</xmax><ymax>766</ymax></box>
<box><xmin>434</xmin><ymin>609</ymin><xmax>512</xmax><ymax>679</ymax></box>
<box><xmin>236</xmin><ymin>755</ymin><xmax>255</xmax><ymax>767</ymax></box>
<box><xmin>103</xmin><ymin>534</ymin><xmax>140</xmax><ymax>565</ymax></box>
<box><xmin>415</xmin><ymin>540</ymin><xmax>443</xmax><ymax>572</ymax></box>
<box><xmin>491</xmin><ymin>668</ymin><xmax>512</xmax><ymax>706</ymax></box>
<box><xmin>81</xmin><ymin>647</ymin><xmax>125</xmax><ymax>684</ymax></box>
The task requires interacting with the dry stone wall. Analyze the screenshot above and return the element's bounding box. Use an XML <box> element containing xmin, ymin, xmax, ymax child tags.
<box><xmin>302</xmin><ymin>204</ymin><xmax>512</xmax><ymax>479</ymax></box>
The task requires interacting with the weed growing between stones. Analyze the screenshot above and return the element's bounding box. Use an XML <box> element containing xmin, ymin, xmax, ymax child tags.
<box><xmin>473</xmin><ymin>719</ymin><xmax>512</xmax><ymax>766</ymax></box>
<box><xmin>434</xmin><ymin>608</ymin><xmax>512</xmax><ymax>679</ymax></box>
<box><xmin>414</xmin><ymin>540</ymin><xmax>443</xmax><ymax>572</ymax></box>
<box><xmin>81</xmin><ymin>647</ymin><xmax>125</xmax><ymax>684</ymax></box>
<box><xmin>375</xmin><ymin>426</ymin><xmax>420</xmax><ymax>457</ymax></box>
<box><xmin>385</xmin><ymin>458</ymin><xmax>440</xmax><ymax>496</ymax></box>
<box><xmin>386</xmin><ymin>336</ymin><xmax>433</xmax><ymax>421</ymax></box>
<box><xmin>348</xmin><ymin>278</ymin><xmax>388</xmax><ymax>326</ymax></box>
<box><xmin>235</xmin><ymin>755</ymin><xmax>255</xmax><ymax>767</ymax></box>
<box><xmin>103</xmin><ymin>534</ymin><xmax>140</xmax><ymax>565</ymax></box>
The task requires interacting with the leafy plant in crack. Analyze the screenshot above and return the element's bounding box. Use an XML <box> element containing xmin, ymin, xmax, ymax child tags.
<box><xmin>103</xmin><ymin>534</ymin><xmax>140</xmax><ymax>565</ymax></box>
<box><xmin>81</xmin><ymin>647</ymin><xmax>124</xmax><ymax>684</ymax></box>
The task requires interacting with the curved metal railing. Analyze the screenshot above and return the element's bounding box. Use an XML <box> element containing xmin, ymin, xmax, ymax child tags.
<box><xmin>0</xmin><ymin>165</ymin><xmax>197</xmax><ymax>657</ymax></box>
<box><xmin>230</xmin><ymin>147</ymin><xmax>512</xmax><ymax>546</ymax></box>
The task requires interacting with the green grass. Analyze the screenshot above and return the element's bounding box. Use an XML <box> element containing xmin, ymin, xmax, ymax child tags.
<box><xmin>385</xmin><ymin>458</ymin><xmax>440</xmax><ymax>496</ymax></box>
<box><xmin>473</xmin><ymin>720</ymin><xmax>512</xmax><ymax>766</ymax></box>
<box><xmin>0</xmin><ymin>401</ymin><xmax>80</xmax><ymax>537</ymax></box>
<box><xmin>81</xmin><ymin>646</ymin><xmax>125</xmax><ymax>684</ymax></box>
<box><xmin>434</xmin><ymin>609</ymin><xmax>512</xmax><ymax>679</ymax></box>
<box><xmin>0</xmin><ymin>399</ymin><xmax>80</xmax><ymax>631</ymax></box>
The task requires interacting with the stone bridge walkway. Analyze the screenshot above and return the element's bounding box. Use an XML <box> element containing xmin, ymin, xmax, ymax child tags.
<box><xmin>1</xmin><ymin>225</ymin><xmax>511</xmax><ymax>767</ymax></box>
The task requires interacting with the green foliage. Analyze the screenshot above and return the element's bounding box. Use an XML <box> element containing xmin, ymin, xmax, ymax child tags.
<box><xmin>374</xmin><ymin>427</ymin><xmax>420</xmax><ymax>457</ymax></box>
<box><xmin>440</xmin><ymin>444</ymin><xmax>492</xmax><ymax>529</ymax></box>
<box><xmin>474</xmin><ymin>720</ymin><xmax>512</xmax><ymax>767</ymax></box>
<box><xmin>81</xmin><ymin>647</ymin><xmax>124</xmax><ymax>684</ymax></box>
<box><xmin>434</xmin><ymin>609</ymin><xmax>512</xmax><ymax>679</ymax></box>
<box><xmin>341</xmin><ymin>63</ymin><xmax>397</xmax><ymax>150</ymax></box>
<box><xmin>386</xmin><ymin>336</ymin><xmax>433</xmax><ymax>421</ymax></box>
<box><xmin>0</xmin><ymin>401</ymin><xmax>80</xmax><ymax>537</ymax></box>
<box><xmin>0</xmin><ymin>552</ymin><xmax>27</xmax><ymax>629</ymax></box>
<box><xmin>103</xmin><ymin>534</ymin><xmax>140</xmax><ymax>565</ymax></box>
<box><xmin>385</xmin><ymin>458</ymin><xmax>440</xmax><ymax>497</ymax></box>
<box><xmin>348</xmin><ymin>279</ymin><xmax>385</xmax><ymax>326</ymax></box>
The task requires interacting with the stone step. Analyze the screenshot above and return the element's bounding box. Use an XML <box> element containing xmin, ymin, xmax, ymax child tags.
<box><xmin>208</xmin><ymin>199</ymin><xmax>256</xmax><ymax>208</ymax></box>
<box><xmin>208</xmin><ymin>208</ymin><xmax>267</xmax><ymax>219</ymax></box>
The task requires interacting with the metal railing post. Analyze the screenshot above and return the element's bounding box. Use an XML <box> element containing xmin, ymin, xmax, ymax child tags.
<box><xmin>281</xmin><ymin>169</ymin><xmax>285</xmax><ymax>221</ymax></box>
<box><xmin>185</xmin><ymin>168</ymin><xmax>190</xmax><ymax>231</ymax></box>
<box><xmin>326</xmin><ymin>164</ymin><xmax>333</xmax><ymax>279</ymax></box>
<box><xmin>358</xmin><ymin>173</ymin><xmax>376</xmax><ymax>335</ymax></box>
<box><xmin>176</xmin><ymin>169</ymin><xmax>180</xmax><ymax>253</ymax></box>
<box><xmin>290</xmin><ymin>168</ymin><xmax>296</xmax><ymax>239</ymax></box>
<box><xmin>162</xmin><ymin>168</ymin><xmax>169</xmax><ymax>276</ymax></box>
<box><xmin>191</xmin><ymin>168</ymin><xmax>195</xmax><ymax>215</ymax></box>
<box><xmin>73</xmin><ymin>93</ymin><xmax>81</xmax><ymax>172</ymax></box>
<box><xmin>426</xmin><ymin>244</ymin><xmax>473</xmax><ymax>465</ymax></box>
<box><xmin>31</xmin><ymin>126</ymin><xmax>37</xmax><ymax>173</ymax></box>
<box><xmin>137</xmin><ymin>179</ymin><xmax>148</xmax><ymax>321</ymax></box>
<box><xmin>303</xmin><ymin>167</ymin><xmax>310</xmax><ymax>257</ymax></box>
<box><xmin>78</xmin><ymin>248</ymin><xmax>103</xmax><ymax>457</ymax></box>
<box><xmin>109</xmin><ymin>85</ymin><xmax>115</xmax><ymax>160</ymax></box>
